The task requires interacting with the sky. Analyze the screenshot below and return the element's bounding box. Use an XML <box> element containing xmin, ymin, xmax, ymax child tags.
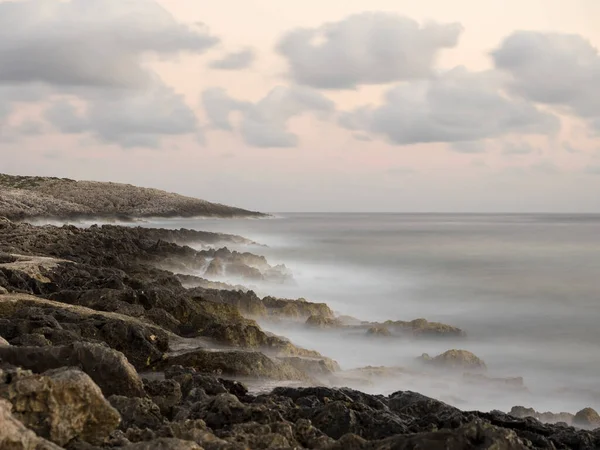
<box><xmin>1</xmin><ymin>0</ymin><xmax>600</xmax><ymax>213</ymax></box>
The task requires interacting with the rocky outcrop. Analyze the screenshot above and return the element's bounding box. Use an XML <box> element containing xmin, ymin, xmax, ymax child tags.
<box><xmin>305</xmin><ymin>315</ymin><xmax>344</xmax><ymax>329</ymax></box>
<box><xmin>509</xmin><ymin>406</ymin><xmax>574</xmax><ymax>426</ymax></box>
<box><xmin>0</xmin><ymin>366</ymin><xmax>120</xmax><ymax>446</ymax></box>
<box><xmin>366</xmin><ymin>326</ymin><xmax>392</xmax><ymax>337</ymax></box>
<box><xmin>0</xmin><ymin>342</ymin><xmax>145</xmax><ymax>397</ymax></box>
<box><xmin>0</xmin><ymin>398</ymin><xmax>62</xmax><ymax>450</ymax></box>
<box><xmin>574</xmin><ymin>407</ymin><xmax>600</xmax><ymax>429</ymax></box>
<box><xmin>0</xmin><ymin>173</ymin><xmax>264</xmax><ymax>220</ymax></box>
<box><xmin>419</xmin><ymin>350</ymin><xmax>487</xmax><ymax>372</ymax></box>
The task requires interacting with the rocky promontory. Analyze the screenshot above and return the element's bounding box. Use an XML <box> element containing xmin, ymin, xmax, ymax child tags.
<box><xmin>0</xmin><ymin>174</ymin><xmax>264</xmax><ymax>220</ymax></box>
<box><xmin>0</xmin><ymin>217</ymin><xmax>599</xmax><ymax>449</ymax></box>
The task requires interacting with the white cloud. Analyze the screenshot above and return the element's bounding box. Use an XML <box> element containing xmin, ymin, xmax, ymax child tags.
<box><xmin>202</xmin><ymin>85</ymin><xmax>335</xmax><ymax>148</ymax></box>
<box><xmin>339</xmin><ymin>67</ymin><xmax>559</xmax><ymax>145</ymax></box>
<box><xmin>277</xmin><ymin>12</ymin><xmax>462</xmax><ymax>89</ymax></box>
<box><xmin>493</xmin><ymin>31</ymin><xmax>600</xmax><ymax>123</ymax></box>
<box><xmin>0</xmin><ymin>0</ymin><xmax>218</xmax><ymax>88</ymax></box>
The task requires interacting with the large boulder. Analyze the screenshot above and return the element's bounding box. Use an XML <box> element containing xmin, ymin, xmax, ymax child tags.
<box><xmin>419</xmin><ymin>349</ymin><xmax>487</xmax><ymax>372</ymax></box>
<box><xmin>0</xmin><ymin>341</ymin><xmax>145</xmax><ymax>397</ymax></box>
<box><xmin>0</xmin><ymin>398</ymin><xmax>62</xmax><ymax>450</ymax></box>
<box><xmin>0</xmin><ymin>366</ymin><xmax>120</xmax><ymax>446</ymax></box>
<box><xmin>574</xmin><ymin>408</ymin><xmax>600</xmax><ymax>429</ymax></box>
<box><xmin>109</xmin><ymin>396</ymin><xmax>164</xmax><ymax>430</ymax></box>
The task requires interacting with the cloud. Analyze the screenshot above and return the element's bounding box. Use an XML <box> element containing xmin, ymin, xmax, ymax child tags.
<box><xmin>451</xmin><ymin>141</ymin><xmax>487</xmax><ymax>154</ymax></box>
<box><xmin>45</xmin><ymin>81</ymin><xmax>198</xmax><ymax>148</ymax></box>
<box><xmin>503</xmin><ymin>142</ymin><xmax>537</xmax><ymax>155</ymax></box>
<box><xmin>0</xmin><ymin>0</ymin><xmax>218</xmax><ymax>88</ymax></box>
<box><xmin>339</xmin><ymin>67</ymin><xmax>559</xmax><ymax>145</ymax></box>
<box><xmin>386</xmin><ymin>166</ymin><xmax>415</xmax><ymax>176</ymax></box>
<box><xmin>201</xmin><ymin>88</ymin><xmax>251</xmax><ymax>131</ymax></box>
<box><xmin>202</xmin><ymin>85</ymin><xmax>335</xmax><ymax>147</ymax></box>
<box><xmin>493</xmin><ymin>31</ymin><xmax>600</xmax><ymax>122</ymax></box>
<box><xmin>584</xmin><ymin>165</ymin><xmax>600</xmax><ymax>175</ymax></box>
<box><xmin>277</xmin><ymin>12</ymin><xmax>462</xmax><ymax>89</ymax></box>
<box><xmin>209</xmin><ymin>48</ymin><xmax>256</xmax><ymax>70</ymax></box>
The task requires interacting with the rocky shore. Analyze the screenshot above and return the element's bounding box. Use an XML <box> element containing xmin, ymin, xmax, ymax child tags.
<box><xmin>0</xmin><ymin>174</ymin><xmax>264</xmax><ymax>221</ymax></box>
<box><xmin>0</xmin><ymin>218</ymin><xmax>599</xmax><ymax>449</ymax></box>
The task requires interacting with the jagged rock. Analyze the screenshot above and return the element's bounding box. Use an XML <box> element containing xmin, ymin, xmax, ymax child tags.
<box><xmin>0</xmin><ymin>398</ymin><xmax>62</xmax><ymax>450</ymax></box>
<box><xmin>161</xmin><ymin>348</ymin><xmax>311</xmax><ymax>381</ymax></box>
<box><xmin>279</xmin><ymin>356</ymin><xmax>341</xmax><ymax>376</ymax></box>
<box><xmin>122</xmin><ymin>438</ymin><xmax>202</xmax><ymax>449</ymax></box>
<box><xmin>0</xmin><ymin>286</ymin><xmax>8</xmax><ymax>295</ymax></box>
<box><xmin>305</xmin><ymin>314</ymin><xmax>344</xmax><ymax>329</ymax></box>
<box><xmin>0</xmin><ymin>341</ymin><xmax>145</xmax><ymax>397</ymax></box>
<box><xmin>262</xmin><ymin>296</ymin><xmax>334</xmax><ymax>320</ymax></box>
<box><xmin>0</xmin><ymin>366</ymin><xmax>120</xmax><ymax>446</ymax></box>
<box><xmin>143</xmin><ymin>379</ymin><xmax>183</xmax><ymax>417</ymax></box>
<box><xmin>574</xmin><ymin>407</ymin><xmax>600</xmax><ymax>429</ymax></box>
<box><xmin>509</xmin><ymin>405</ymin><xmax>574</xmax><ymax>425</ymax></box>
<box><xmin>419</xmin><ymin>349</ymin><xmax>487</xmax><ymax>372</ymax></box>
<box><xmin>109</xmin><ymin>396</ymin><xmax>164</xmax><ymax>430</ymax></box>
<box><xmin>366</xmin><ymin>326</ymin><xmax>392</xmax><ymax>337</ymax></box>
<box><xmin>372</xmin><ymin>419</ymin><xmax>528</xmax><ymax>449</ymax></box>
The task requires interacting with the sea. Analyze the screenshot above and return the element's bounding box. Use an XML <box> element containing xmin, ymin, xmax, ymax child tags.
<box><xmin>53</xmin><ymin>213</ymin><xmax>600</xmax><ymax>415</ymax></box>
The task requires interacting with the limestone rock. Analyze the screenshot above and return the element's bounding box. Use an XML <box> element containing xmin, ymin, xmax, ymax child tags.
<box><xmin>0</xmin><ymin>367</ymin><xmax>120</xmax><ymax>446</ymax></box>
<box><xmin>0</xmin><ymin>342</ymin><xmax>145</xmax><ymax>397</ymax></box>
<box><xmin>0</xmin><ymin>398</ymin><xmax>62</xmax><ymax>450</ymax></box>
<box><xmin>305</xmin><ymin>314</ymin><xmax>343</xmax><ymax>329</ymax></box>
<box><xmin>574</xmin><ymin>407</ymin><xmax>600</xmax><ymax>429</ymax></box>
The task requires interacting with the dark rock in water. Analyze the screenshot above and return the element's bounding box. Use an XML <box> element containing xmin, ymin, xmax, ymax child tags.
<box><xmin>262</xmin><ymin>296</ymin><xmax>334</xmax><ymax>320</ymax></box>
<box><xmin>0</xmin><ymin>366</ymin><xmax>120</xmax><ymax>446</ymax></box>
<box><xmin>419</xmin><ymin>349</ymin><xmax>487</xmax><ymax>372</ymax></box>
<box><xmin>366</xmin><ymin>326</ymin><xmax>392</xmax><ymax>337</ymax></box>
<box><xmin>0</xmin><ymin>341</ymin><xmax>145</xmax><ymax>398</ymax></box>
<box><xmin>305</xmin><ymin>314</ymin><xmax>343</xmax><ymax>329</ymax></box>
<box><xmin>109</xmin><ymin>395</ymin><xmax>164</xmax><ymax>430</ymax></box>
<box><xmin>574</xmin><ymin>407</ymin><xmax>600</xmax><ymax>429</ymax></box>
<box><xmin>509</xmin><ymin>405</ymin><xmax>574</xmax><ymax>425</ymax></box>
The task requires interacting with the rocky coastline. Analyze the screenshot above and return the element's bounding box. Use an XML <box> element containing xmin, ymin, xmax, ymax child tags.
<box><xmin>0</xmin><ymin>217</ymin><xmax>599</xmax><ymax>449</ymax></box>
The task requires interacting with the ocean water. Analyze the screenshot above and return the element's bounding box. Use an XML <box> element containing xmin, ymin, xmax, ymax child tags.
<box><xmin>90</xmin><ymin>214</ymin><xmax>600</xmax><ymax>413</ymax></box>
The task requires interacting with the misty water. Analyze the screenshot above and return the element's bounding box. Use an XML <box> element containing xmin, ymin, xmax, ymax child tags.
<box><xmin>71</xmin><ymin>214</ymin><xmax>600</xmax><ymax>415</ymax></box>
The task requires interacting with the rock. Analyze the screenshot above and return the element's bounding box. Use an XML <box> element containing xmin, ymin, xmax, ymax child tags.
<box><xmin>161</xmin><ymin>348</ymin><xmax>311</xmax><ymax>381</ymax></box>
<box><xmin>366</xmin><ymin>326</ymin><xmax>392</xmax><ymax>337</ymax></box>
<box><xmin>373</xmin><ymin>419</ymin><xmax>528</xmax><ymax>449</ymax></box>
<box><xmin>0</xmin><ymin>286</ymin><xmax>8</xmax><ymax>294</ymax></box>
<box><xmin>305</xmin><ymin>314</ymin><xmax>343</xmax><ymax>329</ymax></box>
<box><xmin>509</xmin><ymin>405</ymin><xmax>574</xmax><ymax>425</ymax></box>
<box><xmin>204</xmin><ymin>258</ymin><xmax>225</xmax><ymax>277</ymax></box>
<box><xmin>419</xmin><ymin>349</ymin><xmax>487</xmax><ymax>372</ymax></box>
<box><xmin>262</xmin><ymin>296</ymin><xmax>334</xmax><ymax>320</ymax></box>
<box><xmin>0</xmin><ymin>366</ymin><xmax>120</xmax><ymax>446</ymax></box>
<box><xmin>108</xmin><ymin>395</ymin><xmax>164</xmax><ymax>430</ymax></box>
<box><xmin>0</xmin><ymin>398</ymin><xmax>62</xmax><ymax>450</ymax></box>
<box><xmin>10</xmin><ymin>333</ymin><xmax>52</xmax><ymax>347</ymax></box>
<box><xmin>279</xmin><ymin>356</ymin><xmax>341</xmax><ymax>377</ymax></box>
<box><xmin>0</xmin><ymin>342</ymin><xmax>145</xmax><ymax>397</ymax></box>
<box><xmin>0</xmin><ymin>335</ymin><xmax>9</xmax><ymax>346</ymax></box>
<box><xmin>574</xmin><ymin>407</ymin><xmax>600</xmax><ymax>429</ymax></box>
<box><xmin>122</xmin><ymin>438</ymin><xmax>202</xmax><ymax>450</ymax></box>
<box><xmin>143</xmin><ymin>379</ymin><xmax>183</xmax><ymax>417</ymax></box>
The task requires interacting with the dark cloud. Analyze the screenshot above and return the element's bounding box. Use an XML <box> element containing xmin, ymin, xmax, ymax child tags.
<box><xmin>0</xmin><ymin>0</ymin><xmax>218</xmax><ymax>88</ymax></box>
<box><xmin>45</xmin><ymin>82</ymin><xmax>198</xmax><ymax>148</ymax></box>
<box><xmin>493</xmin><ymin>31</ymin><xmax>600</xmax><ymax>121</ymax></box>
<box><xmin>202</xmin><ymin>85</ymin><xmax>335</xmax><ymax>148</ymax></box>
<box><xmin>277</xmin><ymin>12</ymin><xmax>462</xmax><ymax>89</ymax></box>
<box><xmin>339</xmin><ymin>67</ymin><xmax>559</xmax><ymax>145</ymax></box>
<box><xmin>209</xmin><ymin>48</ymin><xmax>256</xmax><ymax>70</ymax></box>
